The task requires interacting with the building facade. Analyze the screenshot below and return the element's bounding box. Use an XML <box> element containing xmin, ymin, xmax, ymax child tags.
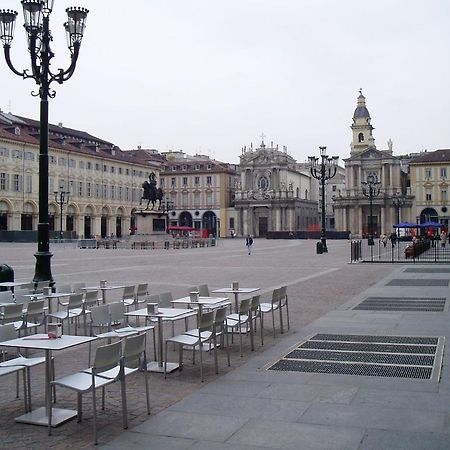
<box><xmin>334</xmin><ymin>93</ymin><xmax>413</xmax><ymax>237</ymax></box>
<box><xmin>153</xmin><ymin>150</ymin><xmax>237</xmax><ymax>237</ymax></box>
<box><xmin>409</xmin><ymin>149</ymin><xmax>450</xmax><ymax>228</ymax></box>
<box><xmin>234</xmin><ymin>141</ymin><xmax>318</xmax><ymax>237</ymax></box>
<box><xmin>0</xmin><ymin>112</ymin><xmax>158</xmax><ymax>239</ymax></box>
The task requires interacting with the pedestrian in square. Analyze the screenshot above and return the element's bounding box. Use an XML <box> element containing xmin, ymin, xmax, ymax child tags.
<box><xmin>246</xmin><ymin>234</ymin><xmax>254</xmax><ymax>255</ymax></box>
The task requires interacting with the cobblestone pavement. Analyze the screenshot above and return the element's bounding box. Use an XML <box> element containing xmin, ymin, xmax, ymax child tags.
<box><xmin>0</xmin><ymin>238</ymin><xmax>393</xmax><ymax>449</ymax></box>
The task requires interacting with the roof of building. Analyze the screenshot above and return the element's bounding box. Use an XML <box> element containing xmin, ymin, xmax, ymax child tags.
<box><xmin>0</xmin><ymin>112</ymin><xmax>158</xmax><ymax>168</ymax></box>
<box><xmin>409</xmin><ymin>149</ymin><xmax>450</xmax><ymax>164</ymax></box>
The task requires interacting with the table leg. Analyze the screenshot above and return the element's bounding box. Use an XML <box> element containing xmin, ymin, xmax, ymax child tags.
<box><xmin>146</xmin><ymin>316</ymin><xmax>179</xmax><ymax>373</ymax></box>
<box><xmin>14</xmin><ymin>349</ymin><xmax>77</xmax><ymax>427</ymax></box>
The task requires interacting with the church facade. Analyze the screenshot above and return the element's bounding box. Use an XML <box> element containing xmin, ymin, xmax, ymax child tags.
<box><xmin>333</xmin><ymin>92</ymin><xmax>413</xmax><ymax>237</ymax></box>
<box><xmin>233</xmin><ymin>141</ymin><xmax>318</xmax><ymax>237</ymax></box>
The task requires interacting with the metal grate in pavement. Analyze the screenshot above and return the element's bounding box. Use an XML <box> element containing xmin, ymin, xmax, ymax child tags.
<box><xmin>386</xmin><ymin>279</ymin><xmax>449</xmax><ymax>287</ymax></box>
<box><xmin>267</xmin><ymin>334</ymin><xmax>444</xmax><ymax>380</ymax></box>
<box><xmin>404</xmin><ymin>268</ymin><xmax>450</xmax><ymax>273</ymax></box>
<box><xmin>312</xmin><ymin>334</ymin><xmax>438</xmax><ymax>345</ymax></box>
<box><xmin>353</xmin><ymin>297</ymin><xmax>447</xmax><ymax>312</ymax></box>
<box><xmin>269</xmin><ymin>360</ymin><xmax>433</xmax><ymax>379</ymax></box>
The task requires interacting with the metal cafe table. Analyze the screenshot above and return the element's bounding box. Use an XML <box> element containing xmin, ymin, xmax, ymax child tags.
<box><xmin>0</xmin><ymin>334</ymin><xmax>96</xmax><ymax>427</ymax></box>
<box><xmin>81</xmin><ymin>282</ymin><xmax>126</xmax><ymax>304</ymax></box>
<box><xmin>23</xmin><ymin>291</ymin><xmax>72</xmax><ymax>315</ymax></box>
<box><xmin>211</xmin><ymin>287</ymin><xmax>260</xmax><ymax>312</ymax></box>
<box><xmin>125</xmin><ymin>307</ymin><xmax>195</xmax><ymax>373</ymax></box>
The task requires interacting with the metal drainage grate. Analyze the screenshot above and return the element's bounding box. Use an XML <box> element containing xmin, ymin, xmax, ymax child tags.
<box><xmin>267</xmin><ymin>334</ymin><xmax>444</xmax><ymax>380</ymax></box>
<box><xmin>404</xmin><ymin>268</ymin><xmax>450</xmax><ymax>273</ymax></box>
<box><xmin>353</xmin><ymin>297</ymin><xmax>447</xmax><ymax>312</ymax></box>
<box><xmin>386</xmin><ymin>279</ymin><xmax>450</xmax><ymax>287</ymax></box>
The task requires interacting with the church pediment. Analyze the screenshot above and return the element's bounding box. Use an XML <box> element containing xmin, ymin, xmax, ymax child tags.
<box><xmin>346</xmin><ymin>146</ymin><xmax>389</xmax><ymax>162</ymax></box>
<box><xmin>240</xmin><ymin>149</ymin><xmax>294</xmax><ymax>167</ymax></box>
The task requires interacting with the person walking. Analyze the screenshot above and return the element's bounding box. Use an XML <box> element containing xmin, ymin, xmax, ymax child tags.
<box><xmin>440</xmin><ymin>230</ymin><xmax>447</xmax><ymax>248</ymax></box>
<box><xmin>246</xmin><ymin>234</ymin><xmax>254</xmax><ymax>255</ymax></box>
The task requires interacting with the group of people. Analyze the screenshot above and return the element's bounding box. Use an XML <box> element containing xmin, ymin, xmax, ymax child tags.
<box><xmin>380</xmin><ymin>232</ymin><xmax>398</xmax><ymax>247</ymax></box>
<box><xmin>380</xmin><ymin>229</ymin><xmax>449</xmax><ymax>248</ymax></box>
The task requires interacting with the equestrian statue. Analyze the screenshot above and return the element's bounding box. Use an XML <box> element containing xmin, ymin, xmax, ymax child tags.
<box><xmin>140</xmin><ymin>172</ymin><xmax>164</xmax><ymax>210</ymax></box>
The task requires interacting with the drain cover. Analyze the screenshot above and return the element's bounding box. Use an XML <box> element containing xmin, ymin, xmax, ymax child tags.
<box><xmin>404</xmin><ymin>268</ymin><xmax>450</xmax><ymax>273</ymax></box>
<box><xmin>353</xmin><ymin>297</ymin><xmax>447</xmax><ymax>312</ymax></box>
<box><xmin>386</xmin><ymin>279</ymin><xmax>449</xmax><ymax>287</ymax></box>
<box><xmin>267</xmin><ymin>334</ymin><xmax>444</xmax><ymax>380</ymax></box>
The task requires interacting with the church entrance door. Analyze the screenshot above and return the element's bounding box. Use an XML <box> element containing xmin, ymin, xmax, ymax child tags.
<box><xmin>258</xmin><ymin>217</ymin><xmax>268</xmax><ymax>237</ymax></box>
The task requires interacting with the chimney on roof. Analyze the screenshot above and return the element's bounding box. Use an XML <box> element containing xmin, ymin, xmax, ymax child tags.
<box><xmin>137</xmin><ymin>145</ymin><xmax>141</xmax><ymax>150</ymax></box>
<box><xmin>58</xmin><ymin>122</ymin><xmax>63</xmax><ymax>128</ymax></box>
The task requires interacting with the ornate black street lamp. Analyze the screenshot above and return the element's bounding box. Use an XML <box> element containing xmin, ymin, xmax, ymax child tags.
<box><xmin>0</xmin><ymin>1</ymin><xmax>88</xmax><ymax>283</ymax></box>
<box><xmin>308</xmin><ymin>146</ymin><xmax>339</xmax><ymax>253</ymax></box>
<box><xmin>361</xmin><ymin>174</ymin><xmax>381</xmax><ymax>245</ymax></box>
<box><xmin>54</xmin><ymin>185</ymin><xmax>69</xmax><ymax>241</ymax></box>
<box><xmin>392</xmin><ymin>192</ymin><xmax>405</xmax><ymax>237</ymax></box>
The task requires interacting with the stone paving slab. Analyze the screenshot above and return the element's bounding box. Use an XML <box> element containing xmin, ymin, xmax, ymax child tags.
<box><xmin>359</xmin><ymin>429</ymin><xmax>450</xmax><ymax>450</ymax></box>
<box><xmin>226</xmin><ymin>420</ymin><xmax>365</xmax><ymax>450</ymax></box>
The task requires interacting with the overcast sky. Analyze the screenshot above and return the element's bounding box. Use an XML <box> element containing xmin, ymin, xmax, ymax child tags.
<box><xmin>1</xmin><ymin>0</ymin><xmax>449</xmax><ymax>164</ymax></box>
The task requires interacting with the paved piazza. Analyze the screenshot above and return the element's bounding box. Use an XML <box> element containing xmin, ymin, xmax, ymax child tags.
<box><xmin>0</xmin><ymin>238</ymin><xmax>394</xmax><ymax>448</ymax></box>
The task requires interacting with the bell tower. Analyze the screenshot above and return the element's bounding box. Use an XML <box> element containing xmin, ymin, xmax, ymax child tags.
<box><xmin>350</xmin><ymin>90</ymin><xmax>375</xmax><ymax>155</ymax></box>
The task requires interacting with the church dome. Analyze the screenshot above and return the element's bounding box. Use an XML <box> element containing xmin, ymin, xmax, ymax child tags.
<box><xmin>353</xmin><ymin>92</ymin><xmax>371</xmax><ymax>120</ymax></box>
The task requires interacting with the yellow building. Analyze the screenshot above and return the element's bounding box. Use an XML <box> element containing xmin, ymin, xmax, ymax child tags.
<box><xmin>0</xmin><ymin>112</ymin><xmax>159</xmax><ymax>239</ymax></box>
<box><xmin>409</xmin><ymin>149</ymin><xmax>450</xmax><ymax>228</ymax></box>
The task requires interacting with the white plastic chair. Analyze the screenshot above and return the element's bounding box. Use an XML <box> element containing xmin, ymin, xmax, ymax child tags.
<box><xmin>21</xmin><ymin>300</ymin><xmax>47</xmax><ymax>335</ymax></box>
<box><xmin>226</xmin><ymin>297</ymin><xmax>252</xmax><ymax>357</ymax></box>
<box><xmin>260</xmin><ymin>288</ymin><xmax>282</xmax><ymax>337</ymax></box>
<box><xmin>109</xmin><ymin>302</ymin><xmax>156</xmax><ymax>359</ymax></box>
<box><xmin>135</xmin><ymin>283</ymin><xmax>149</xmax><ymax>308</ymax></box>
<box><xmin>121</xmin><ymin>285</ymin><xmax>137</xmax><ymax>311</ymax></box>
<box><xmin>0</xmin><ymin>303</ymin><xmax>25</xmax><ymax>331</ymax></box>
<box><xmin>0</xmin><ymin>323</ymin><xmax>46</xmax><ymax>412</ymax></box>
<box><xmin>84</xmin><ymin>290</ymin><xmax>100</xmax><ymax>310</ymax></box>
<box><xmin>121</xmin><ymin>334</ymin><xmax>150</xmax><ymax>428</ymax></box>
<box><xmin>198</xmin><ymin>284</ymin><xmax>210</xmax><ymax>297</ymax></box>
<box><xmin>164</xmin><ymin>310</ymin><xmax>216</xmax><ymax>382</ymax></box>
<box><xmin>48</xmin><ymin>340</ymin><xmax>123</xmax><ymax>445</ymax></box>
<box><xmin>48</xmin><ymin>293</ymin><xmax>88</xmax><ymax>335</ymax></box>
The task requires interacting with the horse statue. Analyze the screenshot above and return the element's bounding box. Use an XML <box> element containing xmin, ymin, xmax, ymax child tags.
<box><xmin>140</xmin><ymin>177</ymin><xmax>164</xmax><ymax>210</ymax></box>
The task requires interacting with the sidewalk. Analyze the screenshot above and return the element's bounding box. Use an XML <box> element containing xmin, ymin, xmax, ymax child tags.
<box><xmin>1</xmin><ymin>239</ymin><xmax>443</xmax><ymax>449</ymax></box>
<box><xmin>102</xmin><ymin>262</ymin><xmax>450</xmax><ymax>450</ymax></box>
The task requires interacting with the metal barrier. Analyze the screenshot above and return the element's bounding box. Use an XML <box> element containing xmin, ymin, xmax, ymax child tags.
<box><xmin>351</xmin><ymin>238</ymin><xmax>450</xmax><ymax>263</ymax></box>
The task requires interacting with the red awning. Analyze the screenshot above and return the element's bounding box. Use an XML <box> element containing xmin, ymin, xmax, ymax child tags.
<box><xmin>167</xmin><ymin>226</ymin><xmax>194</xmax><ymax>231</ymax></box>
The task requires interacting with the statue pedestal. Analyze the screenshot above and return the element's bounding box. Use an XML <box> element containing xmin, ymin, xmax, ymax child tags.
<box><xmin>132</xmin><ymin>210</ymin><xmax>167</xmax><ymax>238</ymax></box>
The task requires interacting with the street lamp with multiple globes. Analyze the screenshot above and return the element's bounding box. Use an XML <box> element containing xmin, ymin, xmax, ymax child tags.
<box><xmin>0</xmin><ymin>1</ymin><xmax>89</xmax><ymax>283</ymax></box>
<box><xmin>54</xmin><ymin>185</ymin><xmax>69</xmax><ymax>241</ymax></box>
<box><xmin>308</xmin><ymin>146</ymin><xmax>339</xmax><ymax>253</ymax></box>
<box><xmin>361</xmin><ymin>174</ymin><xmax>381</xmax><ymax>245</ymax></box>
<box><xmin>392</xmin><ymin>192</ymin><xmax>405</xmax><ymax>236</ymax></box>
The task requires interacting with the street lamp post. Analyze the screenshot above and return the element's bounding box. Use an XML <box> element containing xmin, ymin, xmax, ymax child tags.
<box><xmin>361</xmin><ymin>174</ymin><xmax>381</xmax><ymax>246</ymax></box>
<box><xmin>308</xmin><ymin>146</ymin><xmax>339</xmax><ymax>253</ymax></box>
<box><xmin>54</xmin><ymin>186</ymin><xmax>69</xmax><ymax>241</ymax></box>
<box><xmin>392</xmin><ymin>192</ymin><xmax>405</xmax><ymax>237</ymax></box>
<box><xmin>0</xmin><ymin>1</ymin><xmax>88</xmax><ymax>283</ymax></box>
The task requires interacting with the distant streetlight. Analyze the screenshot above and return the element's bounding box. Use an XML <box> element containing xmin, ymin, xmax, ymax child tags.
<box><xmin>308</xmin><ymin>146</ymin><xmax>339</xmax><ymax>253</ymax></box>
<box><xmin>54</xmin><ymin>186</ymin><xmax>69</xmax><ymax>241</ymax></box>
<box><xmin>361</xmin><ymin>174</ymin><xmax>381</xmax><ymax>245</ymax></box>
<box><xmin>392</xmin><ymin>192</ymin><xmax>405</xmax><ymax>236</ymax></box>
<box><xmin>0</xmin><ymin>1</ymin><xmax>89</xmax><ymax>283</ymax></box>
